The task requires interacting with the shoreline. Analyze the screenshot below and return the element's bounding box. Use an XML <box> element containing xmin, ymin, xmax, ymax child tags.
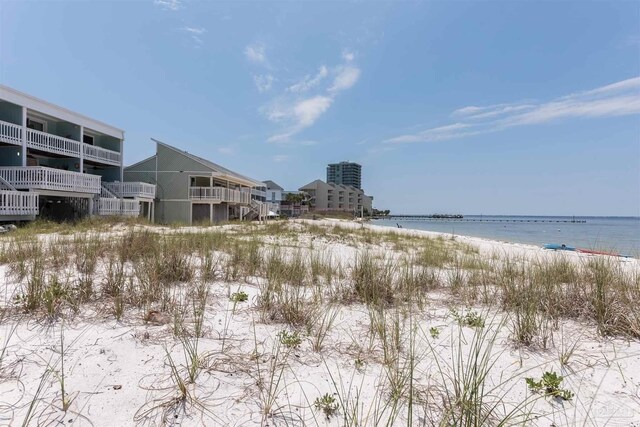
<box><xmin>299</xmin><ymin>217</ymin><xmax>640</xmax><ymax>265</ymax></box>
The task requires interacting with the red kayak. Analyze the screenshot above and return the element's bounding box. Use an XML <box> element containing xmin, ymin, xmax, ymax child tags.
<box><xmin>576</xmin><ymin>248</ymin><xmax>629</xmax><ymax>257</ymax></box>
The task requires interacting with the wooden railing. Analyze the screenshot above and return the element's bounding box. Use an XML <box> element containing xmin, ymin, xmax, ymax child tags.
<box><xmin>0</xmin><ymin>120</ymin><xmax>22</xmax><ymax>146</ymax></box>
<box><xmin>103</xmin><ymin>181</ymin><xmax>156</xmax><ymax>199</ymax></box>
<box><xmin>0</xmin><ymin>167</ymin><xmax>101</xmax><ymax>194</ymax></box>
<box><xmin>83</xmin><ymin>144</ymin><xmax>121</xmax><ymax>166</ymax></box>
<box><xmin>0</xmin><ymin>190</ymin><xmax>39</xmax><ymax>216</ymax></box>
<box><xmin>189</xmin><ymin>187</ymin><xmax>251</xmax><ymax>204</ymax></box>
<box><xmin>97</xmin><ymin>198</ymin><xmax>140</xmax><ymax>216</ymax></box>
<box><xmin>27</xmin><ymin>128</ymin><xmax>80</xmax><ymax>157</ymax></box>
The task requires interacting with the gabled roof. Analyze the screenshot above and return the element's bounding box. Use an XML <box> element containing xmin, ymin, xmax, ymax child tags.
<box><xmin>152</xmin><ymin>138</ymin><xmax>264</xmax><ymax>187</ymax></box>
<box><xmin>125</xmin><ymin>154</ymin><xmax>156</xmax><ymax>170</ymax></box>
<box><xmin>299</xmin><ymin>179</ymin><xmax>326</xmax><ymax>190</ymax></box>
<box><xmin>263</xmin><ymin>180</ymin><xmax>284</xmax><ymax>191</ymax></box>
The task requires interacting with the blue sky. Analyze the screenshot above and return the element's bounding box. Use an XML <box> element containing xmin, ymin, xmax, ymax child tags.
<box><xmin>1</xmin><ymin>0</ymin><xmax>638</xmax><ymax>215</ymax></box>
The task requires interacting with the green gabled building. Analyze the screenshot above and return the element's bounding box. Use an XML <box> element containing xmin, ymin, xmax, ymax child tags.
<box><xmin>124</xmin><ymin>139</ymin><xmax>265</xmax><ymax>225</ymax></box>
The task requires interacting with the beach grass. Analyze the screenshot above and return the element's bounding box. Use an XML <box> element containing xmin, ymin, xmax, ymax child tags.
<box><xmin>0</xmin><ymin>218</ymin><xmax>638</xmax><ymax>425</ymax></box>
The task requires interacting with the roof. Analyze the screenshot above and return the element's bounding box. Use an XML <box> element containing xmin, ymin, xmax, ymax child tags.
<box><xmin>263</xmin><ymin>180</ymin><xmax>284</xmax><ymax>191</ymax></box>
<box><xmin>0</xmin><ymin>85</ymin><xmax>124</xmax><ymax>139</ymax></box>
<box><xmin>152</xmin><ymin>138</ymin><xmax>264</xmax><ymax>187</ymax></box>
<box><xmin>125</xmin><ymin>155</ymin><xmax>156</xmax><ymax>170</ymax></box>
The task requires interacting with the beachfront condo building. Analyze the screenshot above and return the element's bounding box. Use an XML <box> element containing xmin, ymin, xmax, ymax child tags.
<box><xmin>0</xmin><ymin>85</ymin><xmax>155</xmax><ymax>222</ymax></box>
<box><xmin>263</xmin><ymin>180</ymin><xmax>283</xmax><ymax>205</ymax></box>
<box><xmin>299</xmin><ymin>179</ymin><xmax>373</xmax><ymax>214</ymax></box>
<box><xmin>326</xmin><ymin>161</ymin><xmax>362</xmax><ymax>189</ymax></box>
<box><xmin>124</xmin><ymin>139</ymin><xmax>271</xmax><ymax>224</ymax></box>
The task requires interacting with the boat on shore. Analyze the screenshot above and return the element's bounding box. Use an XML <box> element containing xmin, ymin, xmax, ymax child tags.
<box><xmin>544</xmin><ymin>243</ymin><xmax>630</xmax><ymax>258</ymax></box>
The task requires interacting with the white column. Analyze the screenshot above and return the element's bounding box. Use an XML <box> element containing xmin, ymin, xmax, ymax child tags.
<box><xmin>21</xmin><ymin>107</ymin><xmax>27</xmax><ymax>166</ymax></box>
<box><xmin>209</xmin><ymin>202</ymin><xmax>213</xmax><ymax>224</ymax></box>
<box><xmin>79</xmin><ymin>125</ymin><xmax>84</xmax><ymax>172</ymax></box>
<box><xmin>119</xmin><ymin>138</ymin><xmax>124</xmax><ymax>181</ymax></box>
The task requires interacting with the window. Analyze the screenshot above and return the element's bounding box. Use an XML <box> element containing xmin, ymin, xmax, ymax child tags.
<box><xmin>26</xmin><ymin>118</ymin><xmax>46</xmax><ymax>132</ymax></box>
<box><xmin>83</xmin><ymin>134</ymin><xmax>94</xmax><ymax>145</ymax></box>
<box><xmin>271</xmin><ymin>191</ymin><xmax>276</xmax><ymax>201</ymax></box>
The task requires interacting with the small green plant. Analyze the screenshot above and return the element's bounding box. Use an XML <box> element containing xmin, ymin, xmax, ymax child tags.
<box><xmin>525</xmin><ymin>371</ymin><xmax>574</xmax><ymax>401</ymax></box>
<box><xmin>429</xmin><ymin>326</ymin><xmax>440</xmax><ymax>339</ymax></box>
<box><xmin>277</xmin><ymin>330</ymin><xmax>302</xmax><ymax>348</ymax></box>
<box><xmin>314</xmin><ymin>393</ymin><xmax>339</xmax><ymax>419</ymax></box>
<box><xmin>230</xmin><ymin>291</ymin><xmax>249</xmax><ymax>303</ymax></box>
<box><xmin>451</xmin><ymin>309</ymin><xmax>485</xmax><ymax>328</ymax></box>
<box><xmin>354</xmin><ymin>358</ymin><xmax>366</xmax><ymax>372</ymax></box>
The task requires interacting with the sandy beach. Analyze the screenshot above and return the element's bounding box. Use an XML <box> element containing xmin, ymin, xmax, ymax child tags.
<box><xmin>0</xmin><ymin>219</ymin><xmax>638</xmax><ymax>426</ymax></box>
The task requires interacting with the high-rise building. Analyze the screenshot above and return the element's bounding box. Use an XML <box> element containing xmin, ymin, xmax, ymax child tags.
<box><xmin>326</xmin><ymin>161</ymin><xmax>362</xmax><ymax>189</ymax></box>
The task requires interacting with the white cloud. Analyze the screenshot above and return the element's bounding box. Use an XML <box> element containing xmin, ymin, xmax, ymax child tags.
<box><xmin>385</xmin><ymin>123</ymin><xmax>475</xmax><ymax>144</ymax></box>
<box><xmin>154</xmin><ymin>0</ymin><xmax>182</xmax><ymax>11</ymax></box>
<box><xmin>245</xmin><ymin>43</ymin><xmax>267</xmax><ymax>64</ymax></box>
<box><xmin>253</xmin><ymin>74</ymin><xmax>274</xmax><ymax>93</ymax></box>
<box><xmin>264</xmin><ymin>96</ymin><xmax>333</xmax><ymax>143</ymax></box>
<box><xmin>272</xmin><ymin>154</ymin><xmax>290</xmax><ymax>163</ymax></box>
<box><xmin>287</xmin><ymin>66</ymin><xmax>328</xmax><ymax>93</ymax></box>
<box><xmin>217</xmin><ymin>146</ymin><xmax>234</xmax><ymax>155</ymax></box>
<box><xmin>329</xmin><ymin>66</ymin><xmax>361</xmax><ymax>92</ymax></box>
<box><xmin>293</xmin><ymin>96</ymin><xmax>333</xmax><ymax>127</ymax></box>
<box><xmin>385</xmin><ymin>76</ymin><xmax>640</xmax><ymax>145</ymax></box>
<box><xmin>261</xmin><ymin>50</ymin><xmax>361</xmax><ymax>143</ymax></box>
<box><xmin>181</xmin><ymin>27</ymin><xmax>206</xmax><ymax>45</ymax></box>
<box><xmin>182</xmin><ymin>27</ymin><xmax>206</xmax><ymax>35</ymax></box>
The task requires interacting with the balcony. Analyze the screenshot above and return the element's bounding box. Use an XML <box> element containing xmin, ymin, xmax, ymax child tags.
<box><xmin>27</xmin><ymin>128</ymin><xmax>80</xmax><ymax>157</ymax></box>
<box><xmin>0</xmin><ymin>120</ymin><xmax>121</xmax><ymax>166</ymax></box>
<box><xmin>0</xmin><ymin>190</ymin><xmax>39</xmax><ymax>216</ymax></box>
<box><xmin>83</xmin><ymin>144</ymin><xmax>121</xmax><ymax>166</ymax></box>
<box><xmin>103</xmin><ymin>181</ymin><xmax>156</xmax><ymax>199</ymax></box>
<box><xmin>251</xmin><ymin>188</ymin><xmax>266</xmax><ymax>198</ymax></box>
<box><xmin>189</xmin><ymin>187</ymin><xmax>251</xmax><ymax>204</ymax></box>
<box><xmin>0</xmin><ymin>167</ymin><xmax>101</xmax><ymax>194</ymax></box>
<box><xmin>96</xmin><ymin>198</ymin><xmax>140</xmax><ymax>216</ymax></box>
<box><xmin>0</xmin><ymin>121</ymin><xmax>21</xmax><ymax>146</ymax></box>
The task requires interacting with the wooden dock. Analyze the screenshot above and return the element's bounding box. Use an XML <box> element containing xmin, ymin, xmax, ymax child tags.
<box><xmin>376</xmin><ymin>216</ymin><xmax>587</xmax><ymax>224</ymax></box>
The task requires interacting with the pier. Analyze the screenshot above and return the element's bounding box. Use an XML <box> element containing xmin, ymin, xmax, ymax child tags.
<box><xmin>376</xmin><ymin>215</ymin><xmax>587</xmax><ymax>224</ymax></box>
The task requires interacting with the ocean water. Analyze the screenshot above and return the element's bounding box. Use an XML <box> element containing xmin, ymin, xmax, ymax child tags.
<box><xmin>371</xmin><ymin>216</ymin><xmax>640</xmax><ymax>257</ymax></box>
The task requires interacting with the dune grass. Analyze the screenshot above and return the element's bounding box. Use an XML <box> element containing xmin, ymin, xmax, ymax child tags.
<box><xmin>0</xmin><ymin>219</ymin><xmax>637</xmax><ymax>425</ymax></box>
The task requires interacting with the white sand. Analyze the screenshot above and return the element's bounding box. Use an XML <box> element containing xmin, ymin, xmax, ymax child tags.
<box><xmin>0</xmin><ymin>220</ymin><xmax>638</xmax><ymax>426</ymax></box>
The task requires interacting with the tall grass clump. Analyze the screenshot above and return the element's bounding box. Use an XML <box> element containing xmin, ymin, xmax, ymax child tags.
<box><xmin>428</xmin><ymin>316</ymin><xmax>533</xmax><ymax>426</ymax></box>
<box><xmin>351</xmin><ymin>251</ymin><xmax>396</xmax><ymax>307</ymax></box>
<box><xmin>584</xmin><ymin>257</ymin><xmax>639</xmax><ymax>337</ymax></box>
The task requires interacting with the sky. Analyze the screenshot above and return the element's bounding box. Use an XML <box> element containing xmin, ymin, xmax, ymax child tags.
<box><xmin>1</xmin><ymin>0</ymin><xmax>639</xmax><ymax>216</ymax></box>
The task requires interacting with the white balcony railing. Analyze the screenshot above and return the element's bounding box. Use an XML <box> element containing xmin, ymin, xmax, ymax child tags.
<box><xmin>0</xmin><ymin>120</ymin><xmax>22</xmax><ymax>146</ymax></box>
<box><xmin>0</xmin><ymin>167</ymin><xmax>101</xmax><ymax>194</ymax></box>
<box><xmin>102</xmin><ymin>181</ymin><xmax>156</xmax><ymax>199</ymax></box>
<box><xmin>26</xmin><ymin>128</ymin><xmax>80</xmax><ymax>157</ymax></box>
<box><xmin>251</xmin><ymin>189</ymin><xmax>267</xmax><ymax>198</ymax></box>
<box><xmin>97</xmin><ymin>198</ymin><xmax>140</xmax><ymax>216</ymax></box>
<box><xmin>83</xmin><ymin>144</ymin><xmax>121</xmax><ymax>166</ymax></box>
<box><xmin>0</xmin><ymin>120</ymin><xmax>120</xmax><ymax>166</ymax></box>
<box><xmin>0</xmin><ymin>190</ymin><xmax>39</xmax><ymax>216</ymax></box>
<box><xmin>189</xmin><ymin>187</ymin><xmax>251</xmax><ymax>204</ymax></box>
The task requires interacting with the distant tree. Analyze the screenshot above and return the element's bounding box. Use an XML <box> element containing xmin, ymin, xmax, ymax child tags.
<box><xmin>285</xmin><ymin>192</ymin><xmax>309</xmax><ymax>205</ymax></box>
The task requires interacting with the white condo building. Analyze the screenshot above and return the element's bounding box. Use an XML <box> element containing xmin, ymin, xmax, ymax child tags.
<box><xmin>0</xmin><ymin>85</ymin><xmax>155</xmax><ymax>222</ymax></box>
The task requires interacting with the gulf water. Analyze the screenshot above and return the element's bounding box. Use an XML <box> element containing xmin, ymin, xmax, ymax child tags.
<box><xmin>371</xmin><ymin>216</ymin><xmax>640</xmax><ymax>257</ymax></box>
